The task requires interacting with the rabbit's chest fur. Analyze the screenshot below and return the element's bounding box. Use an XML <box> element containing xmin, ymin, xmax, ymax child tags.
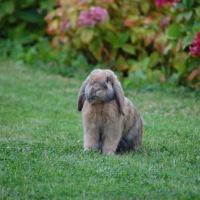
<box><xmin>82</xmin><ymin>97</ymin><xmax>137</xmax><ymax>136</ymax></box>
<box><xmin>82</xmin><ymin>99</ymin><xmax>121</xmax><ymax>126</ymax></box>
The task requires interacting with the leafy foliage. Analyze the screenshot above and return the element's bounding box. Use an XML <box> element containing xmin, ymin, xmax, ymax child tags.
<box><xmin>0</xmin><ymin>38</ymin><xmax>92</xmax><ymax>77</ymax></box>
<box><xmin>0</xmin><ymin>0</ymin><xmax>56</xmax><ymax>44</ymax></box>
<box><xmin>1</xmin><ymin>0</ymin><xmax>200</xmax><ymax>88</ymax></box>
<box><xmin>44</xmin><ymin>0</ymin><xmax>200</xmax><ymax>88</ymax></box>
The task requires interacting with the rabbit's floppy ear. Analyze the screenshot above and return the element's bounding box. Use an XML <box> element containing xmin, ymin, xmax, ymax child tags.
<box><xmin>77</xmin><ymin>77</ymin><xmax>89</xmax><ymax>111</ymax></box>
<box><xmin>112</xmin><ymin>74</ymin><xmax>125</xmax><ymax>116</ymax></box>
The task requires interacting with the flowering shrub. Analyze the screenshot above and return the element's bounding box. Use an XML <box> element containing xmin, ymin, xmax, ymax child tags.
<box><xmin>189</xmin><ymin>32</ymin><xmax>200</xmax><ymax>58</ymax></box>
<box><xmin>45</xmin><ymin>0</ymin><xmax>200</xmax><ymax>87</ymax></box>
<box><xmin>78</xmin><ymin>7</ymin><xmax>108</xmax><ymax>27</ymax></box>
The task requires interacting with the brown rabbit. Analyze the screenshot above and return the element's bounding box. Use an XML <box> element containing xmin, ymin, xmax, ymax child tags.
<box><xmin>78</xmin><ymin>69</ymin><xmax>143</xmax><ymax>155</ymax></box>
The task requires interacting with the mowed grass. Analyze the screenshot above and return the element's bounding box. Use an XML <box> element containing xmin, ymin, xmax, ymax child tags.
<box><xmin>0</xmin><ymin>63</ymin><xmax>200</xmax><ymax>199</ymax></box>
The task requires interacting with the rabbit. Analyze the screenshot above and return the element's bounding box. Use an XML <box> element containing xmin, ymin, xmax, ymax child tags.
<box><xmin>77</xmin><ymin>69</ymin><xmax>143</xmax><ymax>155</ymax></box>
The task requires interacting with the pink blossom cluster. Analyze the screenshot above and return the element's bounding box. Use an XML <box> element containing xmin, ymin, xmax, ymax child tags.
<box><xmin>189</xmin><ymin>32</ymin><xmax>200</xmax><ymax>58</ymax></box>
<box><xmin>156</xmin><ymin>0</ymin><xmax>178</xmax><ymax>7</ymax></box>
<box><xmin>78</xmin><ymin>7</ymin><xmax>108</xmax><ymax>27</ymax></box>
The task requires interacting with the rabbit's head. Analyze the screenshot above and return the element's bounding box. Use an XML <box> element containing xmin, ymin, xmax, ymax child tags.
<box><xmin>78</xmin><ymin>69</ymin><xmax>125</xmax><ymax>115</ymax></box>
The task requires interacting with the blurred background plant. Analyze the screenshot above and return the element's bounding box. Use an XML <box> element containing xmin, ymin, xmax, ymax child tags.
<box><xmin>0</xmin><ymin>0</ymin><xmax>55</xmax><ymax>44</ymax></box>
<box><xmin>1</xmin><ymin>0</ymin><xmax>200</xmax><ymax>89</ymax></box>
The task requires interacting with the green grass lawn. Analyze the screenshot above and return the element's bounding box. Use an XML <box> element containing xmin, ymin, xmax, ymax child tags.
<box><xmin>0</xmin><ymin>63</ymin><xmax>200</xmax><ymax>199</ymax></box>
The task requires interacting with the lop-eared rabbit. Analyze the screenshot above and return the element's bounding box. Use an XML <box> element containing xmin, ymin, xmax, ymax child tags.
<box><xmin>78</xmin><ymin>69</ymin><xmax>143</xmax><ymax>155</ymax></box>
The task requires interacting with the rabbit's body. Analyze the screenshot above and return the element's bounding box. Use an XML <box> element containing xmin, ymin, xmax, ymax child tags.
<box><xmin>78</xmin><ymin>69</ymin><xmax>143</xmax><ymax>155</ymax></box>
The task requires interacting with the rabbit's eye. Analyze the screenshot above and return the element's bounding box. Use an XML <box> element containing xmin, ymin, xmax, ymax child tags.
<box><xmin>102</xmin><ymin>82</ymin><xmax>107</xmax><ymax>89</ymax></box>
<box><xmin>106</xmin><ymin>77</ymin><xmax>109</xmax><ymax>83</ymax></box>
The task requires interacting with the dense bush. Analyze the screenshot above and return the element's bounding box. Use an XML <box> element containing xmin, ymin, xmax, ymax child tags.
<box><xmin>0</xmin><ymin>0</ymin><xmax>94</xmax><ymax>77</ymax></box>
<box><xmin>0</xmin><ymin>0</ymin><xmax>56</xmax><ymax>44</ymax></box>
<box><xmin>0</xmin><ymin>37</ymin><xmax>92</xmax><ymax>77</ymax></box>
<box><xmin>0</xmin><ymin>0</ymin><xmax>200</xmax><ymax>88</ymax></box>
<box><xmin>44</xmin><ymin>0</ymin><xmax>200</xmax><ymax>88</ymax></box>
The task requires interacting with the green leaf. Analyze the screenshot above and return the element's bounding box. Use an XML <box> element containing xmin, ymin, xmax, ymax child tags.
<box><xmin>193</xmin><ymin>22</ymin><xmax>200</xmax><ymax>33</ymax></box>
<box><xmin>183</xmin><ymin>0</ymin><xmax>194</xmax><ymax>8</ymax></box>
<box><xmin>140</xmin><ymin>2</ymin><xmax>150</xmax><ymax>15</ymax></box>
<box><xmin>122</xmin><ymin>44</ymin><xmax>136</xmax><ymax>55</ymax></box>
<box><xmin>186</xmin><ymin>57</ymin><xmax>197</xmax><ymax>72</ymax></box>
<box><xmin>104</xmin><ymin>31</ymin><xmax>129</xmax><ymax>51</ymax></box>
<box><xmin>130</xmin><ymin>34</ymin><xmax>137</xmax><ymax>44</ymax></box>
<box><xmin>80</xmin><ymin>29</ymin><xmax>94</xmax><ymax>45</ymax></box>
<box><xmin>20</xmin><ymin>0</ymin><xmax>38</xmax><ymax>8</ymax></box>
<box><xmin>72</xmin><ymin>37</ymin><xmax>82</xmax><ymax>49</ymax></box>
<box><xmin>118</xmin><ymin>33</ymin><xmax>129</xmax><ymax>44</ymax></box>
<box><xmin>166</xmin><ymin>24</ymin><xmax>184</xmax><ymax>40</ymax></box>
<box><xmin>39</xmin><ymin>1</ymin><xmax>57</xmax><ymax>10</ymax></box>
<box><xmin>13</xmin><ymin>30</ymin><xmax>33</xmax><ymax>44</ymax></box>
<box><xmin>113</xmin><ymin>33</ymin><xmax>129</xmax><ymax>49</ymax></box>
<box><xmin>129</xmin><ymin>58</ymin><xmax>150</xmax><ymax>72</ymax></box>
<box><xmin>149</xmin><ymin>52</ymin><xmax>160</xmax><ymax>68</ymax></box>
<box><xmin>173</xmin><ymin>60</ymin><xmax>186</xmax><ymax>75</ymax></box>
<box><xmin>173</xmin><ymin>52</ymin><xmax>188</xmax><ymax>75</ymax></box>
<box><xmin>104</xmin><ymin>31</ymin><xmax>117</xmax><ymax>44</ymax></box>
<box><xmin>195</xmin><ymin>7</ymin><xmax>200</xmax><ymax>17</ymax></box>
<box><xmin>176</xmin><ymin>13</ymin><xmax>184</xmax><ymax>23</ymax></box>
<box><xmin>183</xmin><ymin>11</ymin><xmax>193</xmax><ymax>21</ymax></box>
<box><xmin>182</xmin><ymin>36</ymin><xmax>192</xmax><ymax>49</ymax></box>
<box><xmin>176</xmin><ymin>11</ymin><xmax>193</xmax><ymax>22</ymax></box>
<box><xmin>69</xmin><ymin>11</ymin><xmax>78</xmax><ymax>29</ymax></box>
<box><xmin>0</xmin><ymin>1</ymin><xmax>14</xmax><ymax>18</ymax></box>
<box><xmin>176</xmin><ymin>3</ymin><xmax>186</xmax><ymax>9</ymax></box>
<box><xmin>17</xmin><ymin>8</ymin><xmax>43</xmax><ymax>23</ymax></box>
<box><xmin>115</xmin><ymin>56</ymin><xmax>129</xmax><ymax>71</ymax></box>
<box><xmin>89</xmin><ymin>37</ymin><xmax>103</xmax><ymax>61</ymax></box>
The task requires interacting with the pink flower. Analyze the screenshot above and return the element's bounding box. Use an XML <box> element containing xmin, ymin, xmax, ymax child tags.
<box><xmin>78</xmin><ymin>7</ymin><xmax>108</xmax><ymax>27</ymax></box>
<box><xmin>156</xmin><ymin>0</ymin><xmax>178</xmax><ymax>7</ymax></box>
<box><xmin>189</xmin><ymin>32</ymin><xmax>200</xmax><ymax>58</ymax></box>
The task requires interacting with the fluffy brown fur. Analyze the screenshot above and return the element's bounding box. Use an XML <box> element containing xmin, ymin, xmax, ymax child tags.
<box><xmin>78</xmin><ymin>69</ymin><xmax>143</xmax><ymax>155</ymax></box>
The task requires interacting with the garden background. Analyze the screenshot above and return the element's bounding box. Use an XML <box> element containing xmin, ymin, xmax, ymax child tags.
<box><xmin>0</xmin><ymin>0</ymin><xmax>200</xmax><ymax>199</ymax></box>
<box><xmin>1</xmin><ymin>0</ymin><xmax>200</xmax><ymax>88</ymax></box>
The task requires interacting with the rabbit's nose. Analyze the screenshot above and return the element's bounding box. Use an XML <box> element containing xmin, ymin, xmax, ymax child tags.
<box><xmin>92</xmin><ymin>88</ymin><xmax>100</xmax><ymax>94</ymax></box>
